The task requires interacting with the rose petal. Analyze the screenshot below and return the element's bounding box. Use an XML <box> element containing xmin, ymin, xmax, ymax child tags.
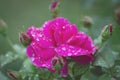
<box><xmin>42</xmin><ymin>17</ymin><xmax>77</xmax><ymax>46</ymax></box>
<box><xmin>56</xmin><ymin>44</ymin><xmax>89</xmax><ymax>57</ymax></box>
<box><xmin>27</xmin><ymin>26</ymin><xmax>54</xmax><ymax>48</ymax></box>
<box><xmin>32</xmin><ymin>57</ymin><xmax>55</xmax><ymax>72</ymax></box>
<box><xmin>67</xmin><ymin>32</ymin><xmax>97</xmax><ymax>53</ymax></box>
<box><xmin>27</xmin><ymin>26</ymin><xmax>41</xmax><ymax>40</ymax></box>
<box><xmin>31</xmin><ymin>42</ymin><xmax>56</xmax><ymax>61</ymax></box>
<box><xmin>26</xmin><ymin>45</ymin><xmax>37</xmax><ymax>58</ymax></box>
<box><xmin>54</xmin><ymin>24</ymin><xmax>78</xmax><ymax>45</ymax></box>
<box><xmin>62</xmin><ymin>24</ymin><xmax>78</xmax><ymax>42</ymax></box>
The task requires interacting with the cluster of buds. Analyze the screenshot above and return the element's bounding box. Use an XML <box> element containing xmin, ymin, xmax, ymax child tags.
<box><xmin>49</xmin><ymin>0</ymin><xmax>61</xmax><ymax>18</ymax></box>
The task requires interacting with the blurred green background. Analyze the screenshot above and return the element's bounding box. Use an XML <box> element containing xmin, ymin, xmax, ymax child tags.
<box><xmin>0</xmin><ymin>0</ymin><xmax>120</xmax><ymax>79</ymax></box>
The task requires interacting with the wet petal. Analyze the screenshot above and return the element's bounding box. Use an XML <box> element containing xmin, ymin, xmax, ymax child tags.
<box><xmin>67</xmin><ymin>32</ymin><xmax>97</xmax><ymax>53</ymax></box>
<box><xmin>26</xmin><ymin>45</ymin><xmax>37</xmax><ymax>58</ymax></box>
<box><xmin>62</xmin><ymin>24</ymin><xmax>78</xmax><ymax>42</ymax></box>
<box><xmin>42</xmin><ymin>17</ymin><xmax>78</xmax><ymax>46</ymax></box>
<box><xmin>31</xmin><ymin>42</ymin><xmax>56</xmax><ymax>61</ymax></box>
<box><xmin>27</xmin><ymin>42</ymin><xmax>57</xmax><ymax>72</ymax></box>
<box><xmin>32</xmin><ymin>57</ymin><xmax>55</xmax><ymax>72</ymax></box>
<box><xmin>27</xmin><ymin>26</ymin><xmax>41</xmax><ymax>40</ymax></box>
<box><xmin>56</xmin><ymin>44</ymin><xmax>89</xmax><ymax>57</ymax></box>
<box><xmin>27</xmin><ymin>26</ymin><xmax>54</xmax><ymax>48</ymax></box>
<box><xmin>54</xmin><ymin>24</ymin><xmax>78</xmax><ymax>45</ymax></box>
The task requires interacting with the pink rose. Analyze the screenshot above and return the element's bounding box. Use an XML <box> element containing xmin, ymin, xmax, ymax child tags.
<box><xmin>26</xmin><ymin>17</ymin><xmax>97</xmax><ymax>76</ymax></box>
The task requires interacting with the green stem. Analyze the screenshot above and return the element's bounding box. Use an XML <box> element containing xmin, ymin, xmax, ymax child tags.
<box><xmin>5</xmin><ymin>36</ymin><xmax>18</xmax><ymax>54</ymax></box>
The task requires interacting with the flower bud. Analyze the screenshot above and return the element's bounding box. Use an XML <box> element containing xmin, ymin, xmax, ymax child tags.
<box><xmin>101</xmin><ymin>24</ymin><xmax>112</xmax><ymax>41</ymax></box>
<box><xmin>7</xmin><ymin>69</ymin><xmax>21</xmax><ymax>80</ymax></box>
<box><xmin>82</xmin><ymin>16</ymin><xmax>93</xmax><ymax>28</ymax></box>
<box><xmin>0</xmin><ymin>19</ymin><xmax>7</xmax><ymax>36</ymax></box>
<box><xmin>19</xmin><ymin>32</ymin><xmax>31</xmax><ymax>46</ymax></box>
<box><xmin>49</xmin><ymin>0</ymin><xmax>61</xmax><ymax>11</ymax></box>
<box><xmin>49</xmin><ymin>0</ymin><xmax>61</xmax><ymax>18</ymax></box>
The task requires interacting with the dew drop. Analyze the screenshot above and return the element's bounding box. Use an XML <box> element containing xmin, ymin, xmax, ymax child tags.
<box><xmin>32</xmin><ymin>34</ymin><xmax>35</xmax><ymax>37</ymax></box>
<box><xmin>36</xmin><ymin>38</ymin><xmax>39</xmax><ymax>41</ymax></box>
<box><xmin>32</xmin><ymin>58</ymin><xmax>35</xmax><ymax>61</ymax></box>
<box><xmin>74</xmin><ymin>52</ymin><xmax>77</xmax><ymax>55</ymax></box>
<box><xmin>39</xmin><ymin>34</ymin><xmax>43</xmax><ymax>37</ymax></box>
<box><xmin>68</xmin><ymin>53</ymin><xmax>72</xmax><ymax>56</ymax></box>
<box><xmin>62</xmin><ymin>26</ymin><xmax>65</xmax><ymax>29</ymax></box>
<box><xmin>62</xmin><ymin>47</ymin><xmax>66</xmax><ymax>51</ymax></box>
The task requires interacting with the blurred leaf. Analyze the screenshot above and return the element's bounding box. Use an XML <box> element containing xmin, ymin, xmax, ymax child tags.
<box><xmin>80</xmin><ymin>70</ymin><xmax>97</xmax><ymax>80</ymax></box>
<box><xmin>19</xmin><ymin>59</ymin><xmax>35</xmax><ymax>79</ymax></box>
<box><xmin>98</xmin><ymin>74</ymin><xmax>112</xmax><ymax>80</ymax></box>
<box><xmin>13</xmin><ymin>44</ymin><xmax>26</xmax><ymax>58</ymax></box>
<box><xmin>0</xmin><ymin>52</ymin><xmax>15</xmax><ymax>67</ymax></box>
<box><xmin>68</xmin><ymin>62</ymin><xmax>75</xmax><ymax>80</ymax></box>
<box><xmin>19</xmin><ymin>59</ymin><xmax>50</xmax><ymax>80</ymax></box>
<box><xmin>113</xmin><ymin>66</ymin><xmax>120</xmax><ymax>78</ymax></box>
<box><xmin>90</xmin><ymin>66</ymin><xmax>104</xmax><ymax>76</ymax></box>
<box><xmin>0</xmin><ymin>71</ymin><xmax>8</xmax><ymax>80</ymax></box>
<box><xmin>111</xmin><ymin>62</ymin><xmax>120</xmax><ymax>79</ymax></box>
<box><xmin>0</xmin><ymin>44</ymin><xmax>26</xmax><ymax>68</ymax></box>
<box><xmin>33</xmin><ymin>74</ymin><xmax>39</xmax><ymax>80</ymax></box>
<box><xmin>73</xmin><ymin>63</ymin><xmax>89</xmax><ymax>77</ymax></box>
<box><xmin>93</xmin><ymin>48</ymin><xmax>119</xmax><ymax>68</ymax></box>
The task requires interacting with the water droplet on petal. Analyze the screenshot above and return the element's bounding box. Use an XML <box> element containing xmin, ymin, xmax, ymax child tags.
<box><xmin>62</xmin><ymin>47</ymin><xmax>66</xmax><ymax>51</ymax></box>
<box><xmin>62</xmin><ymin>26</ymin><xmax>65</xmax><ymax>29</ymax></box>
<box><xmin>68</xmin><ymin>53</ymin><xmax>72</xmax><ymax>56</ymax></box>
<box><xmin>36</xmin><ymin>38</ymin><xmax>39</xmax><ymax>41</ymax></box>
<box><xmin>32</xmin><ymin>58</ymin><xmax>35</xmax><ymax>61</ymax></box>
<box><xmin>32</xmin><ymin>54</ymin><xmax>35</xmax><ymax>57</ymax></box>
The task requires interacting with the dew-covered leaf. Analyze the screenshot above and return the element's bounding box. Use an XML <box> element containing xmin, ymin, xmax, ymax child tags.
<box><xmin>80</xmin><ymin>70</ymin><xmax>97</xmax><ymax>80</ymax></box>
<box><xmin>0</xmin><ymin>52</ymin><xmax>15</xmax><ymax>67</ymax></box>
<box><xmin>0</xmin><ymin>44</ymin><xmax>26</xmax><ymax>67</ymax></box>
<box><xmin>93</xmin><ymin>48</ymin><xmax>119</xmax><ymax>68</ymax></box>
<box><xmin>19</xmin><ymin>59</ymin><xmax>35</xmax><ymax>79</ymax></box>
<box><xmin>98</xmin><ymin>74</ymin><xmax>112</xmax><ymax>80</ymax></box>
<box><xmin>13</xmin><ymin>44</ymin><xmax>26</xmax><ymax>58</ymax></box>
<box><xmin>73</xmin><ymin>63</ymin><xmax>89</xmax><ymax>77</ymax></box>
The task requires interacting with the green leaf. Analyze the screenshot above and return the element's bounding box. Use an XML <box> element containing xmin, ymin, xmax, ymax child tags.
<box><xmin>0</xmin><ymin>52</ymin><xmax>15</xmax><ymax>67</ymax></box>
<box><xmin>93</xmin><ymin>48</ymin><xmax>119</xmax><ymax>68</ymax></box>
<box><xmin>68</xmin><ymin>62</ymin><xmax>75</xmax><ymax>80</ymax></box>
<box><xmin>13</xmin><ymin>44</ymin><xmax>25</xmax><ymax>54</ymax></box>
<box><xmin>90</xmin><ymin>66</ymin><xmax>104</xmax><ymax>76</ymax></box>
<box><xmin>0</xmin><ymin>44</ymin><xmax>26</xmax><ymax>67</ymax></box>
<box><xmin>73</xmin><ymin>63</ymin><xmax>89</xmax><ymax>78</ymax></box>
<box><xmin>19</xmin><ymin>59</ymin><xmax>35</xmax><ymax>79</ymax></box>
<box><xmin>98</xmin><ymin>74</ymin><xmax>112</xmax><ymax>80</ymax></box>
<box><xmin>111</xmin><ymin>64</ymin><xmax>120</xmax><ymax>79</ymax></box>
<box><xmin>80</xmin><ymin>71</ymin><xmax>97</xmax><ymax>80</ymax></box>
